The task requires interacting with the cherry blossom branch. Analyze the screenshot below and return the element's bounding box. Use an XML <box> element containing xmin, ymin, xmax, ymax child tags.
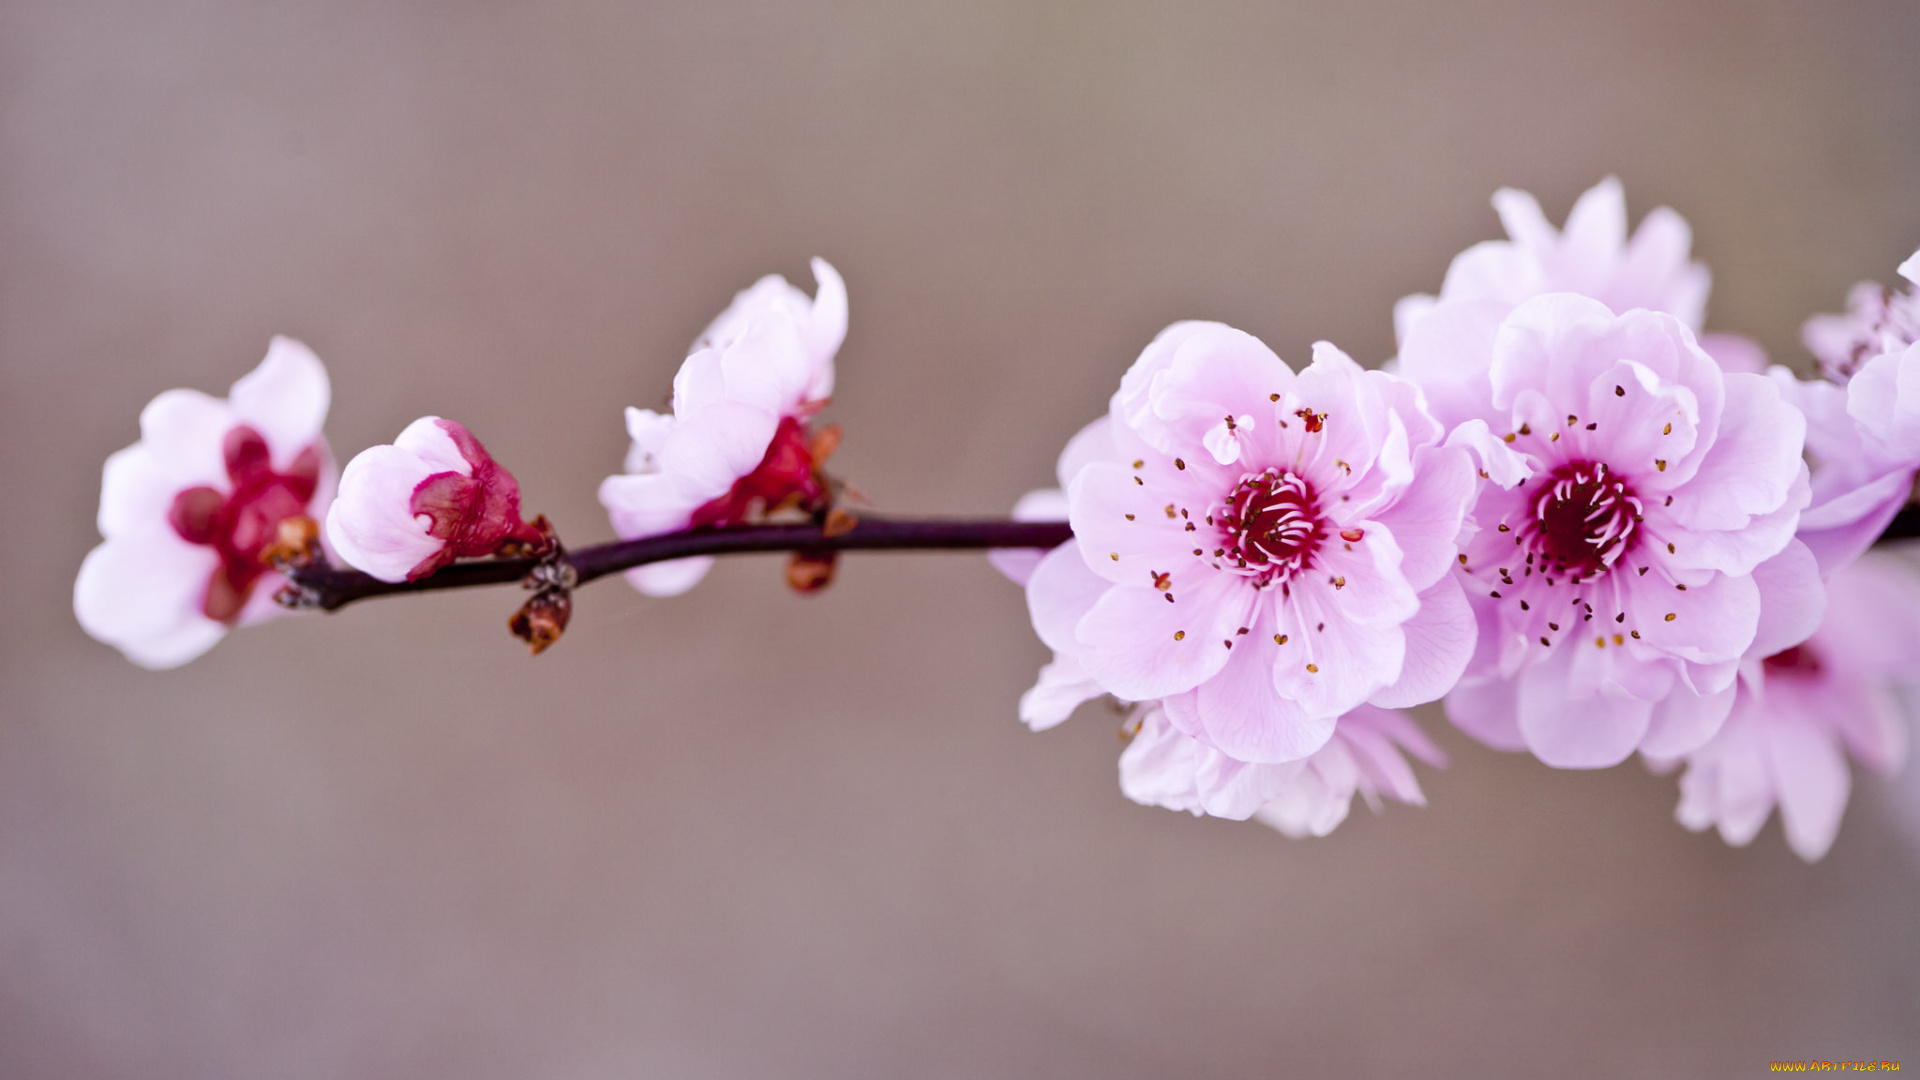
<box><xmin>279</xmin><ymin>516</ymin><xmax>1077</xmax><ymax>612</ymax></box>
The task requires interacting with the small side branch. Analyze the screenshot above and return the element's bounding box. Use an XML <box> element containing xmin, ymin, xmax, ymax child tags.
<box><xmin>283</xmin><ymin>516</ymin><xmax>1077</xmax><ymax>611</ymax></box>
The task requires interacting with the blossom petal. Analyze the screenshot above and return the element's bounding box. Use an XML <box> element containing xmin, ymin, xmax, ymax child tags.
<box><xmin>138</xmin><ymin>389</ymin><xmax>235</xmax><ymax>489</ymax></box>
<box><xmin>803</xmin><ymin>257</ymin><xmax>847</xmax><ymax>401</ymax></box>
<box><xmin>1516</xmin><ymin>650</ymin><xmax>1654</xmax><ymax>768</ymax></box>
<box><xmin>598</xmin><ymin>472</ymin><xmax>701</xmax><ymax>539</ymax></box>
<box><xmin>1025</xmin><ymin>543</ymin><xmax>1109</xmax><ymax>655</ymax></box>
<box><xmin>657</xmin><ymin>401</ymin><xmax>780</xmax><ymax>503</ymax></box>
<box><xmin>1368</xmin><ymin>443</ymin><xmax>1474</xmax><ymax>591</ymax></box>
<box><xmin>624</xmin><ymin>557</ymin><xmax>715</xmax><ymax>598</ymax></box>
<box><xmin>1073</xmin><ymin>571</ymin><xmax>1252</xmax><ymax>701</ymax></box>
<box><xmin>324</xmin><ymin>444</ymin><xmax>443</xmax><ymax>583</ymax></box>
<box><xmin>1192</xmin><ymin>602</ymin><xmax>1335</xmax><ymax>764</ymax></box>
<box><xmin>74</xmin><ymin>529</ymin><xmax>224</xmax><ymax>669</ymax></box>
<box><xmin>227</xmin><ymin>336</ymin><xmax>331</xmax><ymax>466</ymax></box>
<box><xmin>1765</xmin><ymin>715</ymin><xmax>1850</xmax><ymax>862</ymax></box>
<box><xmin>1370</xmin><ymin>575</ymin><xmax>1475</xmax><ymax>709</ymax></box>
<box><xmin>1019</xmin><ymin>652</ymin><xmax>1103</xmax><ymax>731</ymax></box>
<box><xmin>1639</xmin><ymin>680</ymin><xmax>1736</xmax><ymax>760</ymax></box>
<box><xmin>1445</xmin><ymin>675</ymin><xmax>1525</xmax><ymax>750</ymax></box>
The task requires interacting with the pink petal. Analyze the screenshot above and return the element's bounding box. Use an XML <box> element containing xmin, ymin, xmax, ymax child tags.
<box><xmin>1024</xmin><ymin>543</ymin><xmax>1109</xmax><ymax>655</ymax></box>
<box><xmin>1445</xmin><ymin>674</ymin><xmax>1526</xmax><ymax>750</ymax></box>
<box><xmin>1763</xmin><ymin>714</ymin><xmax>1851</xmax><ymax>862</ymax></box>
<box><xmin>1073</xmin><ymin>570</ymin><xmax>1252</xmax><ymax>701</ymax></box>
<box><xmin>1516</xmin><ymin>646</ymin><xmax>1654</xmax><ymax>768</ymax></box>
<box><xmin>1368</xmin><ymin>443</ymin><xmax>1474</xmax><ymax>592</ymax></box>
<box><xmin>1747</xmin><ymin>540</ymin><xmax>1825</xmax><ymax>661</ymax></box>
<box><xmin>1639</xmin><ymin>681</ymin><xmax>1736</xmax><ymax>759</ymax></box>
<box><xmin>1192</xmin><ymin>603</ymin><xmax>1335</xmax><ymax>764</ymax></box>
<box><xmin>1019</xmin><ymin>652</ymin><xmax>1103</xmax><ymax>731</ymax></box>
<box><xmin>1371</xmin><ymin>575</ymin><xmax>1475</xmax><ymax>709</ymax></box>
<box><xmin>1066</xmin><ymin>462</ymin><xmax>1206</xmax><ymax>588</ymax></box>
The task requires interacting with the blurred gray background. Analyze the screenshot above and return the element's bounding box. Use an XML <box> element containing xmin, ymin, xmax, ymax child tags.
<box><xmin>4</xmin><ymin>1</ymin><xmax>1919</xmax><ymax>1076</ymax></box>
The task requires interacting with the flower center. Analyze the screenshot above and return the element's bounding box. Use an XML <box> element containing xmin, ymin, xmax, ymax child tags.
<box><xmin>1762</xmin><ymin>644</ymin><xmax>1824</xmax><ymax>679</ymax></box>
<box><xmin>1219</xmin><ymin>467</ymin><xmax>1322</xmax><ymax>581</ymax></box>
<box><xmin>689</xmin><ymin>415</ymin><xmax>829</xmax><ymax>528</ymax></box>
<box><xmin>168</xmin><ymin>425</ymin><xmax>321</xmax><ymax>623</ymax></box>
<box><xmin>1525</xmin><ymin>461</ymin><xmax>1641</xmax><ymax>582</ymax></box>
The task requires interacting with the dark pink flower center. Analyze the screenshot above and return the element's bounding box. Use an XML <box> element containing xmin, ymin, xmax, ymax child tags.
<box><xmin>168</xmin><ymin>425</ymin><xmax>320</xmax><ymax>623</ymax></box>
<box><xmin>690</xmin><ymin>415</ymin><xmax>828</xmax><ymax>528</ymax></box>
<box><xmin>1218</xmin><ymin>468</ymin><xmax>1322</xmax><ymax>581</ymax></box>
<box><xmin>1762</xmin><ymin>644</ymin><xmax>1825</xmax><ymax>679</ymax></box>
<box><xmin>1524</xmin><ymin>461</ymin><xmax>1642</xmax><ymax>582</ymax></box>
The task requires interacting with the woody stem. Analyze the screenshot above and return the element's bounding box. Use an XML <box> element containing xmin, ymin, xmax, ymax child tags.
<box><xmin>282</xmin><ymin>516</ymin><xmax>1078</xmax><ymax>611</ymax></box>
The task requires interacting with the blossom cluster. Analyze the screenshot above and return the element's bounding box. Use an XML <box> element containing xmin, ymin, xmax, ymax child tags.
<box><xmin>999</xmin><ymin>179</ymin><xmax>1920</xmax><ymax>858</ymax></box>
<box><xmin>73</xmin><ymin>181</ymin><xmax>1920</xmax><ymax>861</ymax></box>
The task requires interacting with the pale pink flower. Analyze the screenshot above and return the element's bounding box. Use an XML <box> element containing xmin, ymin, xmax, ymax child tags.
<box><xmin>325</xmin><ymin>417</ymin><xmax>544</xmax><ymax>583</ymax></box>
<box><xmin>74</xmin><ymin>337</ymin><xmax>335</xmax><ymax>668</ymax></box>
<box><xmin>1020</xmin><ymin>321</ymin><xmax>1479</xmax><ymax>764</ymax></box>
<box><xmin>1401</xmin><ymin>294</ymin><xmax>1810</xmax><ymax>768</ymax></box>
<box><xmin>1664</xmin><ymin>545</ymin><xmax>1920</xmax><ymax>862</ymax></box>
<box><xmin>1801</xmin><ymin>248</ymin><xmax>1920</xmax><ymax>383</ymax></box>
<box><xmin>599</xmin><ymin>259</ymin><xmax>847</xmax><ymax>597</ymax></box>
<box><xmin>1394</xmin><ymin>177</ymin><xmax>1711</xmax><ymax>346</ymax></box>
<box><xmin>1120</xmin><ymin>702</ymin><xmax>1444</xmax><ymax>837</ymax></box>
<box><xmin>1768</xmin><ymin>250</ymin><xmax>1920</xmax><ymax>575</ymax></box>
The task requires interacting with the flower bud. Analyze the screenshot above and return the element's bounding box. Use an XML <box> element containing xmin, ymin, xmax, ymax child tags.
<box><xmin>326</xmin><ymin>418</ymin><xmax>546</xmax><ymax>583</ymax></box>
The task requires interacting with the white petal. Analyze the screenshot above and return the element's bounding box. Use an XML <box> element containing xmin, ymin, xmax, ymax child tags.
<box><xmin>227</xmin><ymin>336</ymin><xmax>331</xmax><ymax>466</ymax></box>
<box><xmin>391</xmin><ymin>416</ymin><xmax>473</xmax><ymax>475</ymax></box>
<box><xmin>657</xmin><ymin>401</ymin><xmax>780</xmax><ymax>503</ymax></box>
<box><xmin>74</xmin><ymin>529</ymin><xmax>223</xmax><ymax>668</ymax></box>
<box><xmin>138</xmin><ymin>388</ymin><xmax>235</xmax><ymax>489</ymax></box>
<box><xmin>324</xmin><ymin>444</ymin><xmax>444</xmax><ymax>583</ymax></box>
<box><xmin>624</xmin><ymin>557</ymin><xmax>714</xmax><ymax>597</ymax></box>
<box><xmin>97</xmin><ymin>443</ymin><xmax>176</xmax><ymax>538</ymax></box>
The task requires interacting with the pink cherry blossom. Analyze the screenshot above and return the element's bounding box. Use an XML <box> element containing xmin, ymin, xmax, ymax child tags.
<box><xmin>1394</xmin><ymin>177</ymin><xmax>1711</xmax><ymax>346</ymax></box>
<box><xmin>1120</xmin><ymin>702</ymin><xmax>1444</xmax><ymax>837</ymax></box>
<box><xmin>1767</xmin><ymin>250</ymin><xmax>1920</xmax><ymax>575</ymax></box>
<box><xmin>1664</xmin><ymin>545</ymin><xmax>1920</xmax><ymax>861</ymax></box>
<box><xmin>599</xmin><ymin>258</ymin><xmax>846</xmax><ymax>596</ymax></box>
<box><xmin>1020</xmin><ymin>321</ymin><xmax>1479</xmax><ymax>765</ymax></box>
<box><xmin>325</xmin><ymin>417</ymin><xmax>545</xmax><ymax>583</ymax></box>
<box><xmin>74</xmin><ymin>337</ymin><xmax>335</xmax><ymax>668</ymax></box>
<box><xmin>1802</xmin><ymin>248</ymin><xmax>1920</xmax><ymax>383</ymax></box>
<box><xmin>1401</xmin><ymin>294</ymin><xmax>1810</xmax><ymax>768</ymax></box>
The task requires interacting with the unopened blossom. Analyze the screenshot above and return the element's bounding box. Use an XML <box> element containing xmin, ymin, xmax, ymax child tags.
<box><xmin>599</xmin><ymin>258</ymin><xmax>846</xmax><ymax>596</ymax></box>
<box><xmin>325</xmin><ymin>417</ymin><xmax>545</xmax><ymax>583</ymax></box>
<box><xmin>74</xmin><ymin>337</ymin><xmax>335</xmax><ymax>668</ymax></box>
<box><xmin>1020</xmin><ymin>321</ymin><xmax>1479</xmax><ymax>765</ymax></box>
<box><xmin>1121</xmin><ymin>702</ymin><xmax>1443</xmax><ymax>837</ymax></box>
<box><xmin>1394</xmin><ymin>177</ymin><xmax>1711</xmax><ymax>346</ymax></box>
<box><xmin>1802</xmin><ymin>248</ymin><xmax>1920</xmax><ymax>383</ymax></box>
<box><xmin>1401</xmin><ymin>294</ymin><xmax>1810</xmax><ymax>768</ymax></box>
<box><xmin>1663</xmin><ymin>546</ymin><xmax>1920</xmax><ymax>862</ymax></box>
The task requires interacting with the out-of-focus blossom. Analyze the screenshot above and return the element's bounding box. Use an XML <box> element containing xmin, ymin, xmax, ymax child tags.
<box><xmin>74</xmin><ymin>337</ymin><xmax>335</xmax><ymax>668</ymax></box>
<box><xmin>325</xmin><ymin>417</ymin><xmax>545</xmax><ymax>583</ymax></box>
<box><xmin>1121</xmin><ymin>702</ymin><xmax>1444</xmax><ymax>837</ymax></box>
<box><xmin>1394</xmin><ymin>177</ymin><xmax>1711</xmax><ymax>346</ymax></box>
<box><xmin>599</xmin><ymin>258</ymin><xmax>847</xmax><ymax>597</ymax></box>
<box><xmin>1400</xmin><ymin>294</ymin><xmax>1809</xmax><ymax>768</ymax></box>
<box><xmin>1017</xmin><ymin>321</ymin><xmax>1478</xmax><ymax>766</ymax></box>
<box><xmin>1802</xmin><ymin>249</ymin><xmax>1920</xmax><ymax>383</ymax></box>
<box><xmin>1769</xmin><ymin>249</ymin><xmax>1920</xmax><ymax>575</ymax></box>
<box><xmin>1662</xmin><ymin>545</ymin><xmax>1920</xmax><ymax>861</ymax></box>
